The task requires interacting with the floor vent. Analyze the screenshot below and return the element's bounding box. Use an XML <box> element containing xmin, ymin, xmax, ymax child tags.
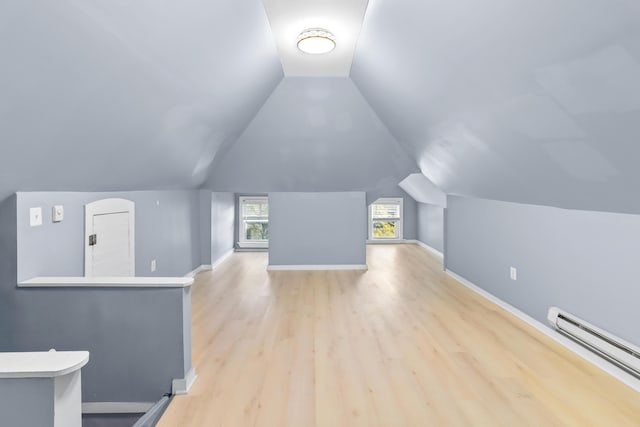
<box><xmin>548</xmin><ymin>307</ymin><xmax>640</xmax><ymax>378</ymax></box>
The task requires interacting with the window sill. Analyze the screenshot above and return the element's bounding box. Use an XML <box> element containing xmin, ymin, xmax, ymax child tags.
<box><xmin>237</xmin><ymin>242</ymin><xmax>268</xmax><ymax>249</ymax></box>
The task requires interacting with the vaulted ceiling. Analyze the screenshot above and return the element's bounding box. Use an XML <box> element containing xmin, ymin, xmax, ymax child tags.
<box><xmin>2</xmin><ymin>0</ymin><xmax>640</xmax><ymax>213</ymax></box>
<box><xmin>207</xmin><ymin>77</ymin><xmax>417</xmax><ymax>193</ymax></box>
<box><xmin>0</xmin><ymin>0</ymin><xmax>281</xmax><ymax>200</ymax></box>
<box><xmin>351</xmin><ymin>0</ymin><xmax>640</xmax><ymax>214</ymax></box>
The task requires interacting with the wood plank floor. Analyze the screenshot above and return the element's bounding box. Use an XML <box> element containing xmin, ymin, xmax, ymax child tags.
<box><xmin>158</xmin><ymin>244</ymin><xmax>640</xmax><ymax>426</ymax></box>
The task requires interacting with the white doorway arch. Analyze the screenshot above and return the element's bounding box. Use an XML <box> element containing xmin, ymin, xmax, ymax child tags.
<box><xmin>84</xmin><ymin>198</ymin><xmax>135</xmax><ymax>277</ymax></box>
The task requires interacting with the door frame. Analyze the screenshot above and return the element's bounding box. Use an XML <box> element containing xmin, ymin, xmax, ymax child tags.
<box><xmin>84</xmin><ymin>198</ymin><xmax>136</xmax><ymax>277</ymax></box>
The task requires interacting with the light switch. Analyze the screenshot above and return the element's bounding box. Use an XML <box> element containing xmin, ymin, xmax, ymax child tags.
<box><xmin>52</xmin><ymin>205</ymin><xmax>64</xmax><ymax>222</ymax></box>
<box><xmin>30</xmin><ymin>207</ymin><xmax>43</xmax><ymax>227</ymax></box>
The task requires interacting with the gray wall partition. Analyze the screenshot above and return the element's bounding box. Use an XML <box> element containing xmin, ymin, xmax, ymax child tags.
<box><xmin>0</xmin><ymin>379</ymin><xmax>53</xmax><ymax>427</ymax></box>
<box><xmin>445</xmin><ymin>195</ymin><xmax>640</xmax><ymax>346</ymax></box>
<box><xmin>401</xmin><ymin>195</ymin><xmax>418</xmax><ymax>241</ymax></box>
<box><xmin>0</xmin><ymin>195</ymin><xmax>18</xmax><ymax>351</ymax></box>
<box><xmin>12</xmin><ymin>286</ymin><xmax>190</xmax><ymax>403</ymax></box>
<box><xmin>211</xmin><ymin>192</ymin><xmax>235</xmax><ymax>263</ymax></box>
<box><xmin>417</xmin><ymin>203</ymin><xmax>444</xmax><ymax>253</ymax></box>
<box><xmin>199</xmin><ymin>191</ymin><xmax>213</xmax><ymax>266</ymax></box>
<box><xmin>268</xmin><ymin>192</ymin><xmax>367</xmax><ymax>266</ymax></box>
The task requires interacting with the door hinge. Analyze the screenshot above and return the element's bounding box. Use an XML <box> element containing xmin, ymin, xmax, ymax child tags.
<box><xmin>89</xmin><ymin>234</ymin><xmax>97</xmax><ymax>246</ymax></box>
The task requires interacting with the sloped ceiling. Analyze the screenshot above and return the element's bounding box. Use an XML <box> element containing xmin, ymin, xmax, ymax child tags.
<box><xmin>399</xmin><ymin>174</ymin><xmax>446</xmax><ymax>207</ymax></box>
<box><xmin>3</xmin><ymin>0</ymin><xmax>640</xmax><ymax>214</ymax></box>
<box><xmin>0</xmin><ymin>0</ymin><xmax>282</xmax><ymax>201</ymax></box>
<box><xmin>352</xmin><ymin>0</ymin><xmax>640</xmax><ymax>213</ymax></box>
<box><xmin>206</xmin><ymin>77</ymin><xmax>418</xmax><ymax>192</ymax></box>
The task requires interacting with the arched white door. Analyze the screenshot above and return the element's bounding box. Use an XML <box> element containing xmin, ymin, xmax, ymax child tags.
<box><xmin>85</xmin><ymin>198</ymin><xmax>135</xmax><ymax>277</ymax></box>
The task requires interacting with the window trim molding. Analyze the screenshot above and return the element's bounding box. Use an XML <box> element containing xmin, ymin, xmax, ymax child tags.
<box><xmin>238</xmin><ymin>196</ymin><xmax>269</xmax><ymax>249</ymax></box>
<box><xmin>368</xmin><ymin>197</ymin><xmax>404</xmax><ymax>241</ymax></box>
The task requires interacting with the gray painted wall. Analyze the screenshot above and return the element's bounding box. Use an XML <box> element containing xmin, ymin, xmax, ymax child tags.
<box><xmin>16</xmin><ymin>190</ymin><xmax>202</xmax><ymax>281</ymax></box>
<box><xmin>0</xmin><ymin>378</ymin><xmax>53</xmax><ymax>427</ymax></box>
<box><xmin>417</xmin><ymin>203</ymin><xmax>444</xmax><ymax>253</ymax></box>
<box><xmin>182</xmin><ymin>288</ymin><xmax>193</xmax><ymax>376</ymax></box>
<box><xmin>402</xmin><ymin>195</ymin><xmax>418</xmax><ymax>241</ymax></box>
<box><xmin>268</xmin><ymin>192</ymin><xmax>367</xmax><ymax>266</ymax></box>
<box><xmin>199</xmin><ymin>191</ymin><xmax>212</xmax><ymax>266</ymax></box>
<box><xmin>0</xmin><ymin>195</ymin><xmax>18</xmax><ymax>350</ymax></box>
<box><xmin>210</xmin><ymin>192</ymin><xmax>235</xmax><ymax>263</ymax></box>
<box><xmin>12</xmin><ymin>286</ymin><xmax>188</xmax><ymax>402</ymax></box>
<box><xmin>446</xmin><ymin>195</ymin><xmax>640</xmax><ymax>346</ymax></box>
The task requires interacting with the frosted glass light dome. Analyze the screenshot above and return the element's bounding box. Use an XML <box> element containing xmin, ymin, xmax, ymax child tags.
<box><xmin>297</xmin><ymin>29</ymin><xmax>336</xmax><ymax>54</ymax></box>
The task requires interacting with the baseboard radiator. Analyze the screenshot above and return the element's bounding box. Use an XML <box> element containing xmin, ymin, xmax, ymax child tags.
<box><xmin>548</xmin><ymin>307</ymin><xmax>640</xmax><ymax>378</ymax></box>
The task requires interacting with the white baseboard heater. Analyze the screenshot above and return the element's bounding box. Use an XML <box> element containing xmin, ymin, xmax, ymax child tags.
<box><xmin>548</xmin><ymin>307</ymin><xmax>640</xmax><ymax>378</ymax></box>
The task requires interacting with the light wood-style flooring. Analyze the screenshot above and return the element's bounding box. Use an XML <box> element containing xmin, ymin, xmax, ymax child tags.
<box><xmin>158</xmin><ymin>244</ymin><xmax>640</xmax><ymax>426</ymax></box>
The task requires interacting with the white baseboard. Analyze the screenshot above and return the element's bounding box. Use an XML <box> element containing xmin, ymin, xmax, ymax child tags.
<box><xmin>172</xmin><ymin>367</ymin><xmax>197</xmax><ymax>395</ymax></box>
<box><xmin>445</xmin><ymin>269</ymin><xmax>640</xmax><ymax>392</ymax></box>
<box><xmin>185</xmin><ymin>248</ymin><xmax>234</xmax><ymax>278</ymax></box>
<box><xmin>211</xmin><ymin>248</ymin><xmax>234</xmax><ymax>270</ymax></box>
<box><xmin>184</xmin><ymin>265</ymin><xmax>211</xmax><ymax>278</ymax></box>
<box><xmin>267</xmin><ymin>264</ymin><xmax>368</xmax><ymax>271</ymax></box>
<box><xmin>366</xmin><ymin>239</ymin><xmax>411</xmax><ymax>244</ymax></box>
<box><xmin>82</xmin><ymin>402</ymin><xmax>154</xmax><ymax>414</ymax></box>
<box><xmin>409</xmin><ymin>240</ymin><xmax>444</xmax><ymax>259</ymax></box>
<box><xmin>131</xmin><ymin>396</ymin><xmax>170</xmax><ymax>427</ymax></box>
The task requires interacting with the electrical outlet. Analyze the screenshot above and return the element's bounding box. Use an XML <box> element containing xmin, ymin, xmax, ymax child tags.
<box><xmin>151</xmin><ymin>259</ymin><xmax>157</xmax><ymax>272</ymax></box>
<box><xmin>510</xmin><ymin>267</ymin><xmax>517</xmax><ymax>281</ymax></box>
<box><xmin>30</xmin><ymin>207</ymin><xmax>43</xmax><ymax>227</ymax></box>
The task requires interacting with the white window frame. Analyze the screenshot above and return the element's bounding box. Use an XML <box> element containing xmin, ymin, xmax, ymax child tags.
<box><xmin>368</xmin><ymin>197</ymin><xmax>403</xmax><ymax>242</ymax></box>
<box><xmin>238</xmin><ymin>196</ymin><xmax>269</xmax><ymax>249</ymax></box>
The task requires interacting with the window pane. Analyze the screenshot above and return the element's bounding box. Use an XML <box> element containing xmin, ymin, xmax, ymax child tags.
<box><xmin>245</xmin><ymin>221</ymin><xmax>269</xmax><ymax>240</ymax></box>
<box><xmin>372</xmin><ymin>221</ymin><xmax>398</xmax><ymax>238</ymax></box>
<box><xmin>243</xmin><ymin>201</ymin><xmax>268</xmax><ymax>217</ymax></box>
<box><xmin>372</xmin><ymin>203</ymin><xmax>400</xmax><ymax>219</ymax></box>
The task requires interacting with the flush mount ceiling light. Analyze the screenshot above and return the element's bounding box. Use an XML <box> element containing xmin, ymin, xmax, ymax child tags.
<box><xmin>296</xmin><ymin>28</ymin><xmax>336</xmax><ymax>55</ymax></box>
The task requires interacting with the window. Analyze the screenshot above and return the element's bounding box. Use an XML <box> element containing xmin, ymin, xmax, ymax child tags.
<box><xmin>369</xmin><ymin>198</ymin><xmax>403</xmax><ymax>240</ymax></box>
<box><xmin>239</xmin><ymin>196</ymin><xmax>268</xmax><ymax>248</ymax></box>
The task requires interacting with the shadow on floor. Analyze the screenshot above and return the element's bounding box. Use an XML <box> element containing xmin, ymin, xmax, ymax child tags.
<box><xmin>82</xmin><ymin>413</ymin><xmax>143</xmax><ymax>427</ymax></box>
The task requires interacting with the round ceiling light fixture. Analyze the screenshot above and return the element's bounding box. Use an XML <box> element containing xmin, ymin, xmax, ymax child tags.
<box><xmin>296</xmin><ymin>28</ymin><xmax>336</xmax><ymax>55</ymax></box>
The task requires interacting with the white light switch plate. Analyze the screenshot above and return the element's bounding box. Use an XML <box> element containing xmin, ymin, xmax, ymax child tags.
<box><xmin>151</xmin><ymin>259</ymin><xmax>157</xmax><ymax>272</ymax></box>
<box><xmin>52</xmin><ymin>205</ymin><xmax>64</xmax><ymax>222</ymax></box>
<box><xmin>30</xmin><ymin>207</ymin><xmax>43</xmax><ymax>227</ymax></box>
<box><xmin>510</xmin><ymin>267</ymin><xmax>518</xmax><ymax>281</ymax></box>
